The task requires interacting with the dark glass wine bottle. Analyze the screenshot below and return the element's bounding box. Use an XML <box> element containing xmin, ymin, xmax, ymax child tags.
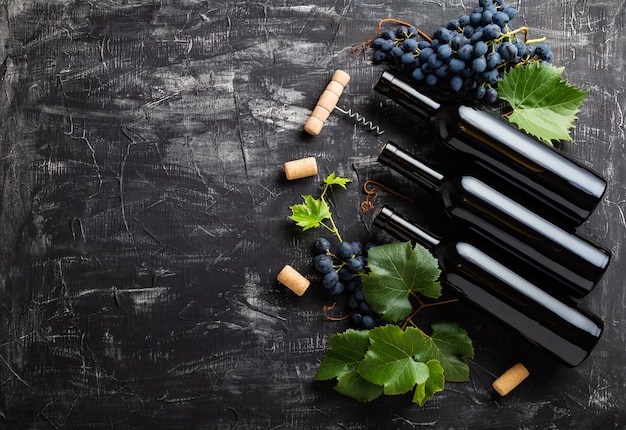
<box><xmin>374</xmin><ymin>205</ymin><xmax>603</xmax><ymax>367</ymax></box>
<box><xmin>374</xmin><ymin>71</ymin><xmax>607</xmax><ymax>228</ymax></box>
<box><xmin>378</xmin><ymin>140</ymin><xmax>611</xmax><ymax>299</ymax></box>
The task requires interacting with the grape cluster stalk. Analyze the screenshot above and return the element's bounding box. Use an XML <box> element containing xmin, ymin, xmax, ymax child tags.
<box><xmin>370</xmin><ymin>0</ymin><xmax>553</xmax><ymax>102</ymax></box>
<box><xmin>313</xmin><ymin>237</ymin><xmax>377</xmax><ymax>330</ymax></box>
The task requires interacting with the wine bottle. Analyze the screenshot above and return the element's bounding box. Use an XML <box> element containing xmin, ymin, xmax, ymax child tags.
<box><xmin>378</xmin><ymin>140</ymin><xmax>611</xmax><ymax>299</ymax></box>
<box><xmin>373</xmin><ymin>205</ymin><xmax>603</xmax><ymax>367</ymax></box>
<box><xmin>374</xmin><ymin>71</ymin><xmax>607</xmax><ymax>228</ymax></box>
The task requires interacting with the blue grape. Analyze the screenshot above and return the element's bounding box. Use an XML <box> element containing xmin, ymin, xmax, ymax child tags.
<box><xmin>474</xmin><ymin>85</ymin><xmax>486</xmax><ymax>100</ymax></box>
<box><xmin>499</xmin><ymin>42</ymin><xmax>518</xmax><ymax>61</ymax></box>
<box><xmin>450</xmin><ymin>35</ymin><xmax>466</xmax><ymax>50</ymax></box>
<box><xmin>447</xmin><ymin>18</ymin><xmax>460</xmax><ymax>30</ymax></box>
<box><xmin>535</xmin><ymin>42</ymin><xmax>551</xmax><ymax>59</ymax></box>
<box><xmin>450</xmin><ymin>75</ymin><xmax>464</xmax><ymax>92</ymax></box>
<box><xmin>428</xmin><ymin>54</ymin><xmax>443</xmax><ymax>68</ymax></box>
<box><xmin>472</xmin><ymin>56</ymin><xmax>487</xmax><ymax>73</ymax></box>
<box><xmin>347</xmin><ymin>257</ymin><xmax>364</xmax><ymax>273</ymax></box>
<box><xmin>401</xmin><ymin>52</ymin><xmax>416</xmax><ymax>65</ymax></box>
<box><xmin>457</xmin><ymin>44</ymin><xmax>474</xmax><ymax>60</ymax></box>
<box><xmin>391</xmin><ymin>46</ymin><xmax>404</xmax><ymax>62</ymax></box>
<box><xmin>425</xmin><ymin>73</ymin><xmax>439</xmax><ymax>87</ymax></box>
<box><xmin>322</xmin><ymin>271</ymin><xmax>339</xmax><ymax>289</ymax></box>
<box><xmin>434</xmin><ymin>27</ymin><xmax>452</xmax><ymax>43</ymax></box>
<box><xmin>402</xmin><ymin>38</ymin><xmax>418</xmax><ymax>53</ymax></box>
<box><xmin>372</xmin><ymin>50</ymin><xmax>387</xmax><ymax>63</ymax></box>
<box><xmin>380</xmin><ymin>39</ymin><xmax>396</xmax><ymax>52</ymax></box>
<box><xmin>315</xmin><ymin>237</ymin><xmax>331</xmax><ymax>253</ymax></box>
<box><xmin>492</xmin><ymin>11</ymin><xmax>509</xmax><ymax>28</ymax></box>
<box><xmin>418</xmin><ymin>40</ymin><xmax>431</xmax><ymax>49</ymax></box>
<box><xmin>459</xmin><ymin>14</ymin><xmax>471</xmax><ymax>27</ymax></box>
<box><xmin>486</xmin><ymin>51</ymin><xmax>502</xmax><ymax>69</ymax></box>
<box><xmin>449</xmin><ymin>58</ymin><xmax>466</xmax><ymax>73</ymax></box>
<box><xmin>463</xmin><ymin>25</ymin><xmax>476</xmax><ymax>38</ymax></box>
<box><xmin>354</xmin><ymin>287</ymin><xmax>365</xmax><ymax>301</ymax></box>
<box><xmin>483</xmin><ymin>23</ymin><xmax>502</xmax><ymax>40</ymax></box>
<box><xmin>470</xmin><ymin>30</ymin><xmax>484</xmax><ymax>44</ymax></box>
<box><xmin>380</xmin><ymin>29</ymin><xmax>395</xmax><ymax>40</ymax></box>
<box><xmin>380</xmin><ymin>39</ymin><xmax>394</xmax><ymax>53</ymax></box>
<box><xmin>371</xmin><ymin>37</ymin><xmax>385</xmax><ymax>49</ymax></box>
<box><xmin>338</xmin><ymin>267</ymin><xmax>354</xmax><ymax>282</ymax></box>
<box><xmin>485</xmin><ymin>87</ymin><xmax>498</xmax><ymax>103</ymax></box>
<box><xmin>337</xmin><ymin>241</ymin><xmax>353</xmax><ymax>260</ymax></box>
<box><xmin>361</xmin><ymin>315</ymin><xmax>376</xmax><ymax>329</ymax></box>
<box><xmin>314</xmin><ymin>254</ymin><xmax>333</xmax><ymax>274</ymax></box>
<box><xmin>437</xmin><ymin>44</ymin><xmax>452</xmax><ymax>59</ymax></box>
<box><xmin>513</xmin><ymin>41</ymin><xmax>527</xmax><ymax>57</ymax></box>
<box><xmin>395</xmin><ymin>25</ymin><xmax>409</xmax><ymax>38</ymax></box>
<box><xmin>418</xmin><ymin>47</ymin><xmax>434</xmax><ymax>61</ymax></box>
<box><xmin>350</xmin><ymin>312</ymin><xmax>363</xmax><ymax>326</ymax></box>
<box><xmin>481</xmin><ymin>10</ymin><xmax>493</xmax><ymax>25</ymax></box>
<box><xmin>473</xmin><ymin>41</ymin><xmax>488</xmax><ymax>57</ymax></box>
<box><xmin>503</xmin><ymin>6</ymin><xmax>518</xmax><ymax>19</ymax></box>
<box><xmin>412</xmin><ymin>68</ymin><xmax>425</xmax><ymax>81</ymax></box>
<box><xmin>481</xmin><ymin>68</ymin><xmax>499</xmax><ymax>85</ymax></box>
<box><xmin>470</xmin><ymin>12</ymin><xmax>482</xmax><ymax>26</ymax></box>
<box><xmin>351</xmin><ymin>241</ymin><xmax>363</xmax><ymax>256</ymax></box>
<box><xmin>329</xmin><ymin>281</ymin><xmax>345</xmax><ymax>296</ymax></box>
<box><xmin>434</xmin><ymin>64</ymin><xmax>450</xmax><ymax>78</ymax></box>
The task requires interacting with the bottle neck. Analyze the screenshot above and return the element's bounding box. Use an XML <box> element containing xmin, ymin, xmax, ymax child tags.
<box><xmin>373</xmin><ymin>206</ymin><xmax>441</xmax><ymax>249</ymax></box>
<box><xmin>378</xmin><ymin>141</ymin><xmax>444</xmax><ymax>189</ymax></box>
<box><xmin>374</xmin><ymin>71</ymin><xmax>441</xmax><ymax>119</ymax></box>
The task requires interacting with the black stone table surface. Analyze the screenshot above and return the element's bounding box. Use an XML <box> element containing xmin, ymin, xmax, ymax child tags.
<box><xmin>0</xmin><ymin>1</ymin><xmax>624</xmax><ymax>428</ymax></box>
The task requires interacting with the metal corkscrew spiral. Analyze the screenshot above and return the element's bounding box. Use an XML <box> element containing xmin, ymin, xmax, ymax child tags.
<box><xmin>333</xmin><ymin>106</ymin><xmax>385</xmax><ymax>135</ymax></box>
<box><xmin>304</xmin><ymin>70</ymin><xmax>384</xmax><ymax>136</ymax></box>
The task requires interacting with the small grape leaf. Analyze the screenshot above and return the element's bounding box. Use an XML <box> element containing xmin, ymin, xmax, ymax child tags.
<box><xmin>361</xmin><ymin>242</ymin><xmax>441</xmax><ymax>322</ymax></box>
<box><xmin>498</xmin><ymin>62</ymin><xmax>588</xmax><ymax>145</ymax></box>
<box><xmin>315</xmin><ymin>329</ymin><xmax>383</xmax><ymax>402</ymax></box>
<box><xmin>414</xmin><ymin>321</ymin><xmax>474</xmax><ymax>382</ymax></box>
<box><xmin>357</xmin><ymin>325</ymin><xmax>431</xmax><ymax>396</ymax></box>
<box><xmin>413</xmin><ymin>359</ymin><xmax>445</xmax><ymax>406</ymax></box>
<box><xmin>288</xmin><ymin>195</ymin><xmax>331</xmax><ymax>231</ymax></box>
<box><xmin>323</xmin><ymin>172</ymin><xmax>352</xmax><ymax>189</ymax></box>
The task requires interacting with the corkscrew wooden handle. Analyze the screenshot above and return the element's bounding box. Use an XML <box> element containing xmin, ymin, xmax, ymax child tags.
<box><xmin>304</xmin><ymin>70</ymin><xmax>351</xmax><ymax>136</ymax></box>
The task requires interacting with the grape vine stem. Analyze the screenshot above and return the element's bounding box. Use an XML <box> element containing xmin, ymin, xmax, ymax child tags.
<box><xmin>401</xmin><ymin>292</ymin><xmax>459</xmax><ymax>332</ymax></box>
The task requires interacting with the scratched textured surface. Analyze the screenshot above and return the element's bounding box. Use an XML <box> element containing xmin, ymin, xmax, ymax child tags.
<box><xmin>0</xmin><ymin>0</ymin><xmax>624</xmax><ymax>429</ymax></box>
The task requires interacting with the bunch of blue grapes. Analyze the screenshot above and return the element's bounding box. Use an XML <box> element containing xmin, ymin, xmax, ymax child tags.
<box><xmin>370</xmin><ymin>0</ymin><xmax>553</xmax><ymax>102</ymax></box>
<box><xmin>313</xmin><ymin>237</ymin><xmax>377</xmax><ymax>330</ymax></box>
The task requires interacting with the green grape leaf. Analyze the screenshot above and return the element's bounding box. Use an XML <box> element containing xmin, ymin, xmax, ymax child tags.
<box><xmin>498</xmin><ymin>62</ymin><xmax>589</xmax><ymax>145</ymax></box>
<box><xmin>315</xmin><ymin>329</ymin><xmax>383</xmax><ymax>402</ymax></box>
<box><xmin>323</xmin><ymin>172</ymin><xmax>352</xmax><ymax>189</ymax></box>
<box><xmin>357</xmin><ymin>325</ymin><xmax>432</xmax><ymax>396</ymax></box>
<box><xmin>413</xmin><ymin>359</ymin><xmax>445</xmax><ymax>406</ymax></box>
<box><xmin>414</xmin><ymin>321</ymin><xmax>474</xmax><ymax>382</ymax></box>
<box><xmin>361</xmin><ymin>242</ymin><xmax>441</xmax><ymax>322</ymax></box>
<box><xmin>288</xmin><ymin>195</ymin><xmax>331</xmax><ymax>231</ymax></box>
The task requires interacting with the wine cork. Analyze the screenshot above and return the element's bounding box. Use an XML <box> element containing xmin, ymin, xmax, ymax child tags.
<box><xmin>277</xmin><ymin>265</ymin><xmax>310</xmax><ymax>296</ymax></box>
<box><xmin>304</xmin><ymin>70</ymin><xmax>351</xmax><ymax>136</ymax></box>
<box><xmin>492</xmin><ymin>363</ymin><xmax>530</xmax><ymax>396</ymax></box>
<box><xmin>284</xmin><ymin>157</ymin><xmax>318</xmax><ymax>180</ymax></box>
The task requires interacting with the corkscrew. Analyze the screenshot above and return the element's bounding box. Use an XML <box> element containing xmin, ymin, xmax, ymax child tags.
<box><xmin>304</xmin><ymin>70</ymin><xmax>385</xmax><ymax>136</ymax></box>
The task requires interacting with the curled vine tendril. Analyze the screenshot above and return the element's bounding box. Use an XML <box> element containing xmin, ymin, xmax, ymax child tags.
<box><xmin>360</xmin><ymin>179</ymin><xmax>415</xmax><ymax>213</ymax></box>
